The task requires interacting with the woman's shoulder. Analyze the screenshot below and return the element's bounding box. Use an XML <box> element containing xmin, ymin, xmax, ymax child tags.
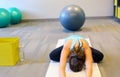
<box><xmin>63</xmin><ymin>39</ymin><xmax>72</xmax><ymax>51</ymax></box>
<box><xmin>81</xmin><ymin>39</ymin><xmax>90</xmax><ymax>48</ymax></box>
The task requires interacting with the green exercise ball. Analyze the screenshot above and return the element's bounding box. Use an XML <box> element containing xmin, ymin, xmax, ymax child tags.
<box><xmin>0</xmin><ymin>8</ymin><xmax>10</xmax><ymax>28</ymax></box>
<box><xmin>8</xmin><ymin>7</ymin><xmax>22</xmax><ymax>24</ymax></box>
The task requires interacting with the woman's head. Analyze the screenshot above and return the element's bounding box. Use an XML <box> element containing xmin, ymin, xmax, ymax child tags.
<box><xmin>69</xmin><ymin>45</ymin><xmax>85</xmax><ymax>72</ymax></box>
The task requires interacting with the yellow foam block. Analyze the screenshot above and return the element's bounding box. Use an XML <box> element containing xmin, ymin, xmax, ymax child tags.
<box><xmin>114</xmin><ymin>0</ymin><xmax>117</xmax><ymax>6</ymax></box>
<box><xmin>118</xmin><ymin>7</ymin><xmax>120</xmax><ymax>19</ymax></box>
<box><xmin>0</xmin><ymin>37</ymin><xmax>20</xmax><ymax>66</ymax></box>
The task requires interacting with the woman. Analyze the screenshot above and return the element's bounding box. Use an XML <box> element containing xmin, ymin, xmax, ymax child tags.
<box><xmin>49</xmin><ymin>35</ymin><xmax>104</xmax><ymax>77</ymax></box>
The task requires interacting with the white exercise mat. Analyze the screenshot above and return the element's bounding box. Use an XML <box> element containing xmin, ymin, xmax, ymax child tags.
<box><xmin>45</xmin><ymin>38</ymin><xmax>101</xmax><ymax>77</ymax></box>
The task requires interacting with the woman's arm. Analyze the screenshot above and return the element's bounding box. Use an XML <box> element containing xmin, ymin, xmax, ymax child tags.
<box><xmin>82</xmin><ymin>40</ymin><xmax>93</xmax><ymax>77</ymax></box>
<box><xmin>59</xmin><ymin>40</ymin><xmax>71</xmax><ymax>77</ymax></box>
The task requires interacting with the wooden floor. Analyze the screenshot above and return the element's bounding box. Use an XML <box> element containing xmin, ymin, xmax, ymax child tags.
<box><xmin>0</xmin><ymin>17</ymin><xmax>120</xmax><ymax>77</ymax></box>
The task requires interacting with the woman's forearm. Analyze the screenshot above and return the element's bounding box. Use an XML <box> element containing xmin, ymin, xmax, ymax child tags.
<box><xmin>86</xmin><ymin>64</ymin><xmax>92</xmax><ymax>77</ymax></box>
<box><xmin>60</xmin><ymin>69</ymin><xmax>66</xmax><ymax>77</ymax></box>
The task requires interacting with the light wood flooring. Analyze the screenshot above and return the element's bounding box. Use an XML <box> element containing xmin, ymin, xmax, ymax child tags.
<box><xmin>0</xmin><ymin>17</ymin><xmax>120</xmax><ymax>77</ymax></box>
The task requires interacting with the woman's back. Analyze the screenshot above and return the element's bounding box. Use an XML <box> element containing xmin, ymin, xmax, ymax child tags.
<box><xmin>65</xmin><ymin>35</ymin><xmax>85</xmax><ymax>51</ymax></box>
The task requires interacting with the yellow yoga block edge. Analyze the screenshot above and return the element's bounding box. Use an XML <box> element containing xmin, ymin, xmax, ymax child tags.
<box><xmin>0</xmin><ymin>37</ymin><xmax>20</xmax><ymax>66</ymax></box>
<box><xmin>118</xmin><ymin>7</ymin><xmax>120</xmax><ymax>19</ymax></box>
<box><xmin>114</xmin><ymin>0</ymin><xmax>117</xmax><ymax>6</ymax></box>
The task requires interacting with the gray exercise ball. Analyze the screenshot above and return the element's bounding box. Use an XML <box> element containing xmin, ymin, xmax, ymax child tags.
<box><xmin>59</xmin><ymin>5</ymin><xmax>85</xmax><ymax>31</ymax></box>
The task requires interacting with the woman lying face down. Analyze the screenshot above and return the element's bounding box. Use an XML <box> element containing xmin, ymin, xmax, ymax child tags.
<box><xmin>49</xmin><ymin>35</ymin><xmax>104</xmax><ymax>77</ymax></box>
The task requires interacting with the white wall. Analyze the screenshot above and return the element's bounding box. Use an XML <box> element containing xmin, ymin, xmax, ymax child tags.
<box><xmin>0</xmin><ymin>0</ymin><xmax>113</xmax><ymax>19</ymax></box>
